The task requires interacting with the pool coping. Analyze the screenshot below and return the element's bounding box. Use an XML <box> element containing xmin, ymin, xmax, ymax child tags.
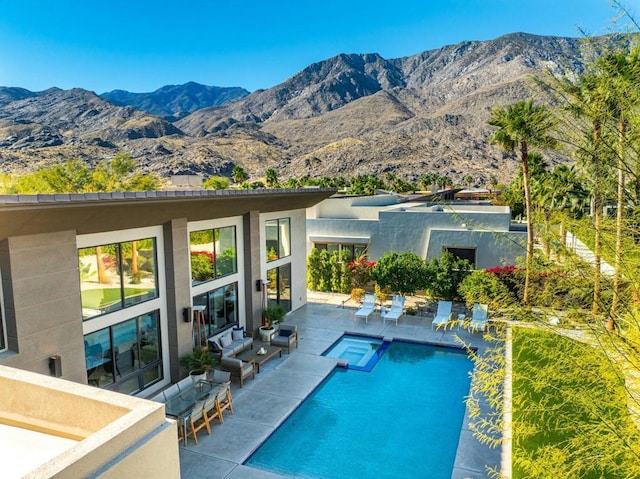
<box><xmin>178</xmin><ymin>300</ymin><xmax>502</xmax><ymax>479</ymax></box>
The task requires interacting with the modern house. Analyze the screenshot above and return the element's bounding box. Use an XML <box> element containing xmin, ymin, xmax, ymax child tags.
<box><xmin>307</xmin><ymin>193</ymin><xmax>526</xmax><ymax>268</ymax></box>
<box><xmin>0</xmin><ymin>188</ymin><xmax>334</xmax><ymax>398</ymax></box>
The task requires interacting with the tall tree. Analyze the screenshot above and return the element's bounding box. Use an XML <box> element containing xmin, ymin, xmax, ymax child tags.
<box><xmin>488</xmin><ymin>100</ymin><xmax>557</xmax><ymax>304</ymax></box>
<box><xmin>596</xmin><ymin>47</ymin><xmax>640</xmax><ymax>325</ymax></box>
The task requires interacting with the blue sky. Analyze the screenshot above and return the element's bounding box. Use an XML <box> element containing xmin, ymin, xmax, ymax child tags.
<box><xmin>0</xmin><ymin>0</ymin><xmax>635</xmax><ymax>94</ymax></box>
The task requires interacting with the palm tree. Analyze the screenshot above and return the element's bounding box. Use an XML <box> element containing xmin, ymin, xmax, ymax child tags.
<box><xmin>555</xmin><ymin>70</ymin><xmax>612</xmax><ymax>316</ymax></box>
<box><xmin>265</xmin><ymin>168</ymin><xmax>279</xmax><ymax>188</ymax></box>
<box><xmin>231</xmin><ymin>165</ymin><xmax>248</xmax><ymax>184</ymax></box>
<box><xmin>420</xmin><ymin>173</ymin><xmax>438</xmax><ymax>191</ymax></box>
<box><xmin>464</xmin><ymin>175</ymin><xmax>474</xmax><ymax>188</ymax></box>
<box><xmin>488</xmin><ymin>100</ymin><xmax>557</xmax><ymax>304</ymax></box>
<box><xmin>539</xmin><ymin>165</ymin><xmax>589</xmax><ymax>258</ymax></box>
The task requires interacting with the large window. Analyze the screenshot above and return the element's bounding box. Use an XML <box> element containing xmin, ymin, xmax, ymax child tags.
<box><xmin>79</xmin><ymin>238</ymin><xmax>158</xmax><ymax>320</ymax></box>
<box><xmin>314</xmin><ymin>242</ymin><xmax>367</xmax><ymax>261</ymax></box>
<box><xmin>84</xmin><ymin>311</ymin><xmax>162</xmax><ymax>394</ymax></box>
<box><xmin>266</xmin><ymin>218</ymin><xmax>291</xmax><ymax>262</ymax></box>
<box><xmin>267</xmin><ymin>263</ymin><xmax>291</xmax><ymax>313</ymax></box>
<box><xmin>190</xmin><ymin>226</ymin><xmax>237</xmax><ymax>285</ymax></box>
<box><xmin>444</xmin><ymin>247</ymin><xmax>476</xmax><ymax>267</ymax></box>
<box><xmin>192</xmin><ymin>282</ymin><xmax>238</xmax><ymax>346</ymax></box>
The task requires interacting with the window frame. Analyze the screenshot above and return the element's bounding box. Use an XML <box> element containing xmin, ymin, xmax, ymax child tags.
<box><xmin>443</xmin><ymin>246</ymin><xmax>477</xmax><ymax>267</ymax></box>
<box><xmin>313</xmin><ymin>242</ymin><xmax>367</xmax><ymax>260</ymax></box>
<box><xmin>189</xmin><ymin>226</ymin><xmax>238</xmax><ymax>286</ymax></box>
<box><xmin>79</xmin><ymin>238</ymin><xmax>159</xmax><ymax>321</ymax></box>
<box><xmin>265</xmin><ymin>217</ymin><xmax>291</xmax><ymax>263</ymax></box>
<box><xmin>84</xmin><ymin>310</ymin><xmax>163</xmax><ymax>394</ymax></box>
<box><xmin>78</xmin><ymin>226</ymin><xmax>168</xmax><ymax>397</ymax></box>
<box><xmin>192</xmin><ymin>282</ymin><xmax>239</xmax><ymax>346</ymax></box>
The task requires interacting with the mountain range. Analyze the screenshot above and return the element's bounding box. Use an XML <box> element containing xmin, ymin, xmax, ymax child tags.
<box><xmin>0</xmin><ymin>32</ymin><xmax>628</xmax><ymax>186</ymax></box>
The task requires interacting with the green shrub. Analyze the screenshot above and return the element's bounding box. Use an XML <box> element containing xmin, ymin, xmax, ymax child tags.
<box><xmin>459</xmin><ymin>270</ymin><xmax>516</xmax><ymax>310</ymax></box>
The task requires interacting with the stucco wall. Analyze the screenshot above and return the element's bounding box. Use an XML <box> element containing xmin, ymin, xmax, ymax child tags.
<box><xmin>426</xmin><ymin>229</ymin><xmax>526</xmax><ymax>269</ymax></box>
<box><xmin>0</xmin><ymin>366</ymin><xmax>179</xmax><ymax>479</ymax></box>
<box><xmin>0</xmin><ymin>230</ymin><xmax>87</xmax><ymax>383</ymax></box>
<box><xmin>307</xmin><ymin>200</ymin><xmax>524</xmax><ymax>268</ymax></box>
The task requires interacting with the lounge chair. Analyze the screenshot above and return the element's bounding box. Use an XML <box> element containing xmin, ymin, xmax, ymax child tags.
<box><xmin>355</xmin><ymin>293</ymin><xmax>376</xmax><ymax>322</ymax></box>
<box><xmin>220</xmin><ymin>357</ymin><xmax>255</xmax><ymax>387</ymax></box>
<box><xmin>431</xmin><ymin>300</ymin><xmax>453</xmax><ymax>330</ymax></box>
<box><xmin>271</xmin><ymin>324</ymin><xmax>299</xmax><ymax>353</ymax></box>
<box><xmin>468</xmin><ymin>303</ymin><xmax>489</xmax><ymax>332</ymax></box>
<box><xmin>381</xmin><ymin>295</ymin><xmax>405</xmax><ymax>325</ymax></box>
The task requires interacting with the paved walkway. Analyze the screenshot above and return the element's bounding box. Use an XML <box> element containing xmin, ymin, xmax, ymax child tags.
<box><xmin>565</xmin><ymin>231</ymin><xmax>615</xmax><ymax>276</ymax></box>
<box><xmin>179</xmin><ymin>294</ymin><xmax>501</xmax><ymax>479</ymax></box>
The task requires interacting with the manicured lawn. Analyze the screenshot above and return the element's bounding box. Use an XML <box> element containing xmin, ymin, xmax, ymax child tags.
<box><xmin>512</xmin><ymin>328</ymin><xmax>640</xmax><ymax>479</ymax></box>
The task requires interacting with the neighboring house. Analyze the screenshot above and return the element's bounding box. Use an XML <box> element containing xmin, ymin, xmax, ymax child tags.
<box><xmin>0</xmin><ymin>187</ymin><xmax>333</xmax><ymax>399</ymax></box>
<box><xmin>307</xmin><ymin>193</ymin><xmax>526</xmax><ymax>269</ymax></box>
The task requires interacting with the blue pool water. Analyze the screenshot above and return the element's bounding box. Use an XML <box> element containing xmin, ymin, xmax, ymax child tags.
<box><xmin>322</xmin><ymin>335</ymin><xmax>388</xmax><ymax>371</ymax></box>
<box><xmin>246</xmin><ymin>340</ymin><xmax>473</xmax><ymax>479</ymax></box>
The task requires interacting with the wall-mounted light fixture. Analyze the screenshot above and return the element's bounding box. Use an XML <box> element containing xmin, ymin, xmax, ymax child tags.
<box><xmin>49</xmin><ymin>355</ymin><xmax>62</xmax><ymax>377</ymax></box>
<box><xmin>182</xmin><ymin>306</ymin><xmax>192</xmax><ymax>323</ymax></box>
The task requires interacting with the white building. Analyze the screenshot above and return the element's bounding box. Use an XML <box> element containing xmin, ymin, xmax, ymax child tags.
<box><xmin>307</xmin><ymin>193</ymin><xmax>526</xmax><ymax>268</ymax></box>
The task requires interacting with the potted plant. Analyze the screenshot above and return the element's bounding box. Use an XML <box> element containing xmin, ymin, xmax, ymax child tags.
<box><xmin>180</xmin><ymin>348</ymin><xmax>219</xmax><ymax>383</ymax></box>
<box><xmin>260</xmin><ymin>303</ymin><xmax>286</xmax><ymax>341</ymax></box>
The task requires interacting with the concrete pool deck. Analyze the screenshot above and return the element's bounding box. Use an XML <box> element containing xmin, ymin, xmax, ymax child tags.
<box><xmin>179</xmin><ymin>293</ymin><xmax>502</xmax><ymax>479</ymax></box>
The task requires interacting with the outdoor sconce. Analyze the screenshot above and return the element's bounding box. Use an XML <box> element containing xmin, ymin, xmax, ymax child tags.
<box><xmin>182</xmin><ymin>306</ymin><xmax>192</xmax><ymax>323</ymax></box>
<box><xmin>256</xmin><ymin>279</ymin><xmax>268</xmax><ymax>292</ymax></box>
<box><xmin>49</xmin><ymin>355</ymin><xmax>62</xmax><ymax>377</ymax></box>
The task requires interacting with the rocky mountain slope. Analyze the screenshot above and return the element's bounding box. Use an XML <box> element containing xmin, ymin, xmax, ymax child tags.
<box><xmin>0</xmin><ymin>33</ymin><xmax>628</xmax><ymax>185</ymax></box>
<box><xmin>100</xmin><ymin>82</ymin><xmax>249</xmax><ymax>121</ymax></box>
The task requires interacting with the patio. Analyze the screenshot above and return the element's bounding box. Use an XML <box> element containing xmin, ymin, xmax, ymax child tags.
<box><xmin>178</xmin><ymin>292</ymin><xmax>502</xmax><ymax>479</ymax></box>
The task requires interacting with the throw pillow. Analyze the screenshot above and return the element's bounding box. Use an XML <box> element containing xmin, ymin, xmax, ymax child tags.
<box><xmin>220</xmin><ymin>333</ymin><xmax>232</xmax><ymax>348</ymax></box>
<box><xmin>208</xmin><ymin>337</ymin><xmax>222</xmax><ymax>351</ymax></box>
<box><xmin>232</xmin><ymin>328</ymin><xmax>244</xmax><ymax>341</ymax></box>
<box><xmin>280</xmin><ymin>329</ymin><xmax>292</xmax><ymax>337</ymax></box>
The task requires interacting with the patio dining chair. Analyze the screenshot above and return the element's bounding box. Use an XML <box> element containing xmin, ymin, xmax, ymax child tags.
<box><xmin>185</xmin><ymin>398</ymin><xmax>210</xmax><ymax>445</ymax></box>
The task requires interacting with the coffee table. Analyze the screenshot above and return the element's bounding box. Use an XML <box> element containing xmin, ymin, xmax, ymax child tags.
<box><xmin>236</xmin><ymin>345</ymin><xmax>282</xmax><ymax>373</ymax></box>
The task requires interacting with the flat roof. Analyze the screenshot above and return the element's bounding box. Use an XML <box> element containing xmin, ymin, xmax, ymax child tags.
<box><xmin>0</xmin><ymin>187</ymin><xmax>336</xmax><ymax>207</ymax></box>
<box><xmin>0</xmin><ymin>187</ymin><xmax>336</xmax><ymax>238</ymax></box>
<box><xmin>1</xmin><ymin>424</ymin><xmax>78</xmax><ymax>479</ymax></box>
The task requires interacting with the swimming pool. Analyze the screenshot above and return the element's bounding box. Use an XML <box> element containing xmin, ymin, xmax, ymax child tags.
<box><xmin>321</xmin><ymin>334</ymin><xmax>388</xmax><ymax>371</ymax></box>
<box><xmin>246</xmin><ymin>340</ymin><xmax>473</xmax><ymax>479</ymax></box>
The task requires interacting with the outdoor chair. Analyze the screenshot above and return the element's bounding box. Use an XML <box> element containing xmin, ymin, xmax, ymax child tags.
<box><xmin>185</xmin><ymin>399</ymin><xmax>210</xmax><ymax>445</ymax></box>
<box><xmin>381</xmin><ymin>295</ymin><xmax>405</xmax><ymax>325</ymax></box>
<box><xmin>210</xmin><ymin>369</ymin><xmax>231</xmax><ymax>384</ymax></box>
<box><xmin>215</xmin><ymin>381</ymin><xmax>234</xmax><ymax>419</ymax></box>
<box><xmin>176</xmin><ymin>406</ymin><xmax>193</xmax><ymax>446</ymax></box>
<box><xmin>354</xmin><ymin>293</ymin><xmax>376</xmax><ymax>322</ymax></box>
<box><xmin>431</xmin><ymin>301</ymin><xmax>453</xmax><ymax>330</ymax></box>
<box><xmin>177</xmin><ymin>376</ymin><xmax>192</xmax><ymax>391</ymax></box>
<box><xmin>271</xmin><ymin>324</ymin><xmax>299</xmax><ymax>353</ymax></box>
<box><xmin>203</xmin><ymin>392</ymin><xmax>221</xmax><ymax>426</ymax></box>
<box><xmin>468</xmin><ymin>303</ymin><xmax>489</xmax><ymax>332</ymax></box>
<box><xmin>162</xmin><ymin>383</ymin><xmax>180</xmax><ymax>401</ymax></box>
<box><xmin>220</xmin><ymin>356</ymin><xmax>255</xmax><ymax>387</ymax></box>
<box><xmin>150</xmin><ymin>392</ymin><xmax>166</xmax><ymax>403</ymax></box>
<box><xmin>205</xmin><ymin>381</ymin><xmax>233</xmax><ymax>426</ymax></box>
